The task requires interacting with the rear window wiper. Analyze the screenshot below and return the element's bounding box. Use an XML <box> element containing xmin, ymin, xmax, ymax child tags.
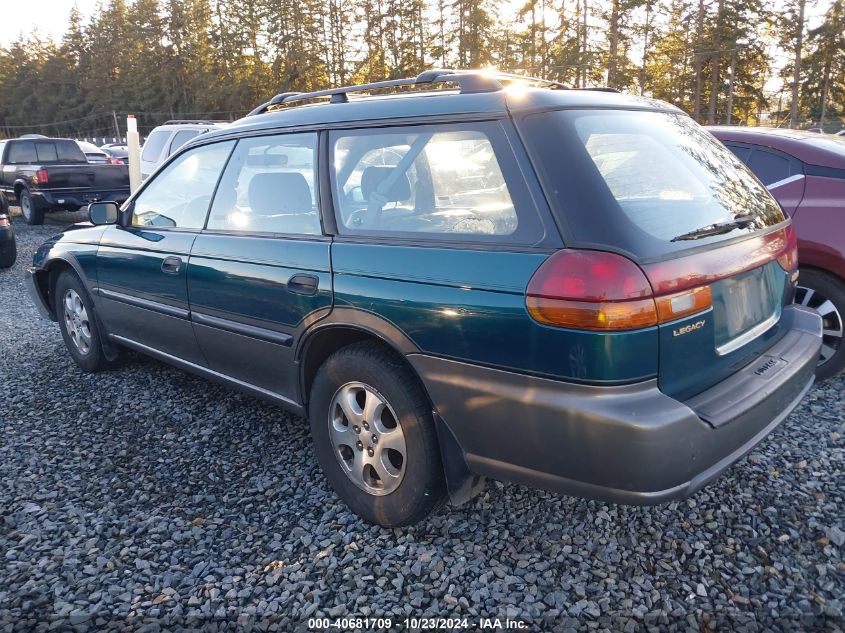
<box><xmin>670</xmin><ymin>213</ymin><xmax>755</xmax><ymax>242</ymax></box>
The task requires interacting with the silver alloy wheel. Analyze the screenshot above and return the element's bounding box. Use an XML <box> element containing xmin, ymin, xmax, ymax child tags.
<box><xmin>328</xmin><ymin>381</ymin><xmax>407</xmax><ymax>496</ymax></box>
<box><xmin>796</xmin><ymin>284</ymin><xmax>843</xmax><ymax>366</ymax></box>
<box><xmin>20</xmin><ymin>192</ymin><xmax>31</xmax><ymax>221</ymax></box>
<box><xmin>63</xmin><ymin>289</ymin><xmax>92</xmax><ymax>355</ymax></box>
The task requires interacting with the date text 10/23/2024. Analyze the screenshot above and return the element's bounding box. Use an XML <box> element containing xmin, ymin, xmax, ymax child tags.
<box><xmin>307</xmin><ymin>617</ymin><xmax>529</xmax><ymax>630</ymax></box>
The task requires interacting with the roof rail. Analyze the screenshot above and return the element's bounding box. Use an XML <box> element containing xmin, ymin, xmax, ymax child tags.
<box><xmin>247</xmin><ymin>69</ymin><xmax>569</xmax><ymax>117</ymax></box>
<box><xmin>162</xmin><ymin>119</ymin><xmax>229</xmax><ymax>126</ymax></box>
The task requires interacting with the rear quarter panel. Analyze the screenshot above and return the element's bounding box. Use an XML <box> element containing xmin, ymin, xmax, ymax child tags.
<box><xmin>794</xmin><ymin>176</ymin><xmax>845</xmax><ymax>281</ymax></box>
<box><xmin>331</xmin><ymin>243</ymin><xmax>658</xmax><ymax>383</ymax></box>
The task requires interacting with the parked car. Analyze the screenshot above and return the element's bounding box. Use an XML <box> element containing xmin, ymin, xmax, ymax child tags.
<box><xmin>709</xmin><ymin>126</ymin><xmax>845</xmax><ymax>380</ymax></box>
<box><xmin>837</xmin><ymin>130</ymin><xmax>845</xmax><ymax>137</ymax></box>
<box><xmin>101</xmin><ymin>146</ymin><xmax>129</xmax><ymax>165</ymax></box>
<box><xmin>0</xmin><ymin>192</ymin><xmax>15</xmax><ymax>268</ymax></box>
<box><xmin>76</xmin><ymin>141</ymin><xmax>110</xmax><ymax>164</ymax></box>
<box><xmin>28</xmin><ymin>71</ymin><xmax>821</xmax><ymax>527</ymax></box>
<box><xmin>0</xmin><ymin>137</ymin><xmax>130</xmax><ymax>225</ymax></box>
<box><xmin>140</xmin><ymin>120</ymin><xmax>228</xmax><ymax>179</ymax></box>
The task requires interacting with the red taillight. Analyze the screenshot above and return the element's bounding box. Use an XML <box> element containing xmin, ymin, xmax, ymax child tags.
<box><xmin>109</xmin><ymin>157</ymin><xmax>125</xmax><ymax>165</ymax></box>
<box><xmin>526</xmin><ymin>250</ymin><xmax>659</xmax><ymax>330</ymax></box>
<box><xmin>641</xmin><ymin>226</ymin><xmax>793</xmax><ymax>294</ymax></box>
<box><xmin>527</xmin><ymin>227</ymin><xmax>797</xmax><ymax>331</ymax></box>
<box><xmin>776</xmin><ymin>224</ymin><xmax>798</xmax><ymax>272</ymax></box>
<box><xmin>34</xmin><ymin>169</ymin><xmax>49</xmax><ymax>184</ymax></box>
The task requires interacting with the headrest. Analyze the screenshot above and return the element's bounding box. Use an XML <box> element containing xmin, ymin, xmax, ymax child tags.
<box><xmin>248</xmin><ymin>172</ymin><xmax>312</xmax><ymax>214</ymax></box>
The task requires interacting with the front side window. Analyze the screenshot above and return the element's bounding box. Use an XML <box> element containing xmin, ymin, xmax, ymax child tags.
<box><xmin>131</xmin><ymin>141</ymin><xmax>234</xmax><ymax>229</ymax></box>
<box><xmin>331</xmin><ymin>123</ymin><xmax>528</xmax><ymax>240</ymax></box>
<box><xmin>207</xmin><ymin>132</ymin><xmax>320</xmax><ymax>235</ymax></box>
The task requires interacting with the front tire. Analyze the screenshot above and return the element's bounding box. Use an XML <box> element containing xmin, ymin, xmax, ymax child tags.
<box><xmin>19</xmin><ymin>188</ymin><xmax>44</xmax><ymax>226</ymax></box>
<box><xmin>309</xmin><ymin>341</ymin><xmax>446</xmax><ymax>527</ymax></box>
<box><xmin>796</xmin><ymin>268</ymin><xmax>845</xmax><ymax>381</ymax></box>
<box><xmin>54</xmin><ymin>270</ymin><xmax>112</xmax><ymax>372</ymax></box>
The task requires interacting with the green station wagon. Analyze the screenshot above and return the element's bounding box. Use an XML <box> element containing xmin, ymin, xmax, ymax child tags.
<box><xmin>28</xmin><ymin>70</ymin><xmax>822</xmax><ymax>526</ymax></box>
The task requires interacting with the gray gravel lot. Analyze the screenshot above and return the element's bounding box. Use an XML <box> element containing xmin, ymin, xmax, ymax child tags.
<box><xmin>0</xmin><ymin>209</ymin><xmax>843</xmax><ymax>632</ymax></box>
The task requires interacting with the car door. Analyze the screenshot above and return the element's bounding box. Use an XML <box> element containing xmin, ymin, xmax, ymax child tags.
<box><xmin>96</xmin><ymin>140</ymin><xmax>235</xmax><ymax>365</ymax></box>
<box><xmin>187</xmin><ymin>132</ymin><xmax>332</xmax><ymax>402</ymax></box>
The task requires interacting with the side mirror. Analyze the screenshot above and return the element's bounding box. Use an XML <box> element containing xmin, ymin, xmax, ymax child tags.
<box><xmin>88</xmin><ymin>201</ymin><xmax>119</xmax><ymax>225</ymax></box>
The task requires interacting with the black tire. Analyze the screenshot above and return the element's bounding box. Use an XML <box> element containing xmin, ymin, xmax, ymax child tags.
<box><xmin>0</xmin><ymin>231</ymin><xmax>15</xmax><ymax>268</ymax></box>
<box><xmin>19</xmin><ymin>188</ymin><xmax>44</xmax><ymax>226</ymax></box>
<box><xmin>796</xmin><ymin>268</ymin><xmax>845</xmax><ymax>382</ymax></box>
<box><xmin>54</xmin><ymin>270</ymin><xmax>112</xmax><ymax>372</ymax></box>
<box><xmin>309</xmin><ymin>341</ymin><xmax>446</xmax><ymax>527</ymax></box>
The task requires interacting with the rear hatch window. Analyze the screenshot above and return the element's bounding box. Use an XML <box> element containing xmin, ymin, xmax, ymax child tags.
<box><xmin>521</xmin><ymin>109</ymin><xmax>785</xmax><ymax>258</ymax></box>
<box><xmin>521</xmin><ymin>109</ymin><xmax>793</xmax><ymax>400</ymax></box>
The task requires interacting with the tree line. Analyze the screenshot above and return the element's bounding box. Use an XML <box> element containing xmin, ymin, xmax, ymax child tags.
<box><xmin>0</xmin><ymin>0</ymin><xmax>843</xmax><ymax>140</ymax></box>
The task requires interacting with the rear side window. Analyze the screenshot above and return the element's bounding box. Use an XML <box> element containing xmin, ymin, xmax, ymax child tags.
<box><xmin>131</xmin><ymin>141</ymin><xmax>235</xmax><ymax>229</ymax></box>
<box><xmin>747</xmin><ymin>149</ymin><xmax>793</xmax><ymax>186</ymax></box>
<box><xmin>723</xmin><ymin>143</ymin><xmax>752</xmax><ymax>164</ymax></box>
<box><xmin>141</xmin><ymin>130</ymin><xmax>170</xmax><ymax>162</ymax></box>
<box><xmin>207</xmin><ymin>132</ymin><xmax>320</xmax><ymax>235</ymax></box>
<box><xmin>330</xmin><ymin>122</ymin><xmax>542</xmax><ymax>243</ymax></box>
<box><xmin>169</xmin><ymin>130</ymin><xmax>201</xmax><ymax>156</ymax></box>
<box><xmin>55</xmin><ymin>140</ymin><xmax>87</xmax><ymax>162</ymax></box>
<box><xmin>7</xmin><ymin>141</ymin><xmax>36</xmax><ymax>164</ymax></box>
<box><xmin>521</xmin><ymin>110</ymin><xmax>786</xmax><ymax>257</ymax></box>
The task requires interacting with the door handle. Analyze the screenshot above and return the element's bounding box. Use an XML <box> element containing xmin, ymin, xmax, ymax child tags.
<box><xmin>161</xmin><ymin>256</ymin><xmax>182</xmax><ymax>274</ymax></box>
<box><xmin>288</xmin><ymin>274</ymin><xmax>319</xmax><ymax>296</ymax></box>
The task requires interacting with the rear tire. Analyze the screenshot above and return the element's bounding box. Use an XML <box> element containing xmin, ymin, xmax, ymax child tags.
<box><xmin>309</xmin><ymin>341</ymin><xmax>446</xmax><ymax>527</ymax></box>
<box><xmin>0</xmin><ymin>231</ymin><xmax>15</xmax><ymax>268</ymax></box>
<box><xmin>796</xmin><ymin>268</ymin><xmax>845</xmax><ymax>381</ymax></box>
<box><xmin>54</xmin><ymin>270</ymin><xmax>112</xmax><ymax>372</ymax></box>
<box><xmin>0</xmin><ymin>194</ymin><xmax>14</xmax><ymax>269</ymax></box>
<box><xmin>19</xmin><ymin>188</ymin><xmax>44</xmax><ymax>226</ymax></box>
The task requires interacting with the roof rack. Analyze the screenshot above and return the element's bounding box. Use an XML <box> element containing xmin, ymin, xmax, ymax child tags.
<box><xmin>247</xmin><ymin>69</ymin><xmax>570</xmax><ymax>117</ymax></box>
<box><xmin>162</xmin><ymin>119</ymin><xmax>230</xmax><ymax>126</ymax></box>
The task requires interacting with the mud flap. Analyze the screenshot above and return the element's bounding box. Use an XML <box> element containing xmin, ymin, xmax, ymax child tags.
<box><xmin>434</xmin><ymin>412</ymin><xmax>486</xmax><ymax>506</ymax></box>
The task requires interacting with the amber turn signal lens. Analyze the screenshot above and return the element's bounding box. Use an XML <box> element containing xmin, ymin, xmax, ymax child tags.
<box><xmin>655</xmin><ymin>286</ymin><xmax>713</xmax><ymax>322</ymax></box>
<box><xmin>527</xmin><ymin>296</ymin><xmax>658</xmax><ymax>331</ymax></box>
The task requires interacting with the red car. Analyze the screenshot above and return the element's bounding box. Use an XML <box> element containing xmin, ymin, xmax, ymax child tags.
<box><xmin>709</xmin><ymin>127</ymin><xmax>845</xmax><ymax>380</ymax></box>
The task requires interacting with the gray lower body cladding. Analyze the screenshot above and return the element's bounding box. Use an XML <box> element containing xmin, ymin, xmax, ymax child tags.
<box><xmin>409</xmin><ymin>305</ymin><xmax>822</xmax><ymax>505</ymax></box>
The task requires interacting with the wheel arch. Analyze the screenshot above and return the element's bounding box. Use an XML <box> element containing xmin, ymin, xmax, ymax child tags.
<box><xmin>798</xmin><ymin>263</ymin><xmax>845</xmax><ymax>286</ymax></box>
<box><xmin>296</xmin><ymin>309</ymin><xmax>421</xmax><ymax>408</ymax></box>
<box><xmin>13</xmin><ymin>180</ymin><xmax>29</xmax><ymax>200</ymax></box>
<box><xmin>296</xmin><ymin>311</ymin><xmax>481</xmax><ymax>504</ymax></box>
<box><xmin>32</xmin><ymin>255</ymin><xmax>88</xmax><ymax>318</ymax></box>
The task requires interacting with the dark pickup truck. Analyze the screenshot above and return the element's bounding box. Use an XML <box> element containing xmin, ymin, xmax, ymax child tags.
<box><xmin>0</xmin><ymin>137</ymin><xmax>130</xmax><ymax>225</ymax></box>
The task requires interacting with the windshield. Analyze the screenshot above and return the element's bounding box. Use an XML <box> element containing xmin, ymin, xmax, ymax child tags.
<box><xmin>521</xmin><ymin>109</ymin><xmax>786</xmax><ymax>257</ymax></box>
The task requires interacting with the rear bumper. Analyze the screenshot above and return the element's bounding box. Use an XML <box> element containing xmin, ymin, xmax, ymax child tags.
<box><xmin>33</xmin><ymin>189</ymin><xmax>129</xmax><ymax>212</ymax></box>
<box><xmin>409</xmin><ymin>304</ymin><xmax>822</xmax><ymax>505</ymax></box>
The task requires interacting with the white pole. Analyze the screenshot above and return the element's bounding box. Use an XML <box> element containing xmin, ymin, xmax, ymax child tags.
<box><xmin>127</xmin><ymin>115</ymin><xmax>142</xmax><ymax>193</ymax></box>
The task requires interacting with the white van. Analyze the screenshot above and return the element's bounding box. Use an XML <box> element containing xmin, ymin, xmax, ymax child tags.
<box><xmin>140</xmin><ymin>120</ymin><xmax>228</xmax><ymax>179</ymax></box>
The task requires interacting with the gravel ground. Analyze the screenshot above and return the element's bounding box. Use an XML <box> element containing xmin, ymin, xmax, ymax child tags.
<box><xmin>0</xmin><ymin>209</ymin><xmax>843</xmax><ymax>632</ymax></box>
